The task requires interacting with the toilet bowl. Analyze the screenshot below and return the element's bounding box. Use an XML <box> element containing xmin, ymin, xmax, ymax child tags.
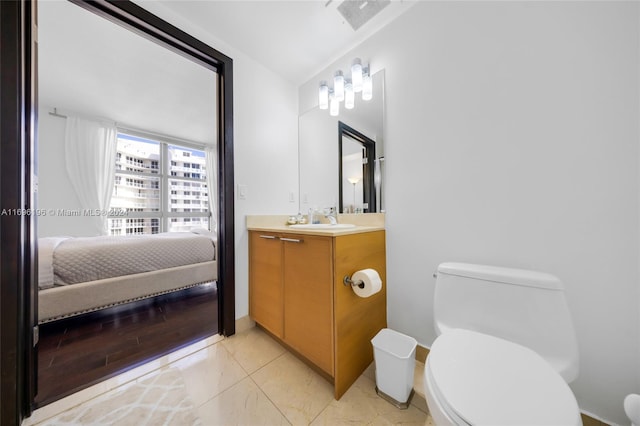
<box><xmin>425</xmin><ymin>263</ymin><xmax>582</xmax><ymax>425</ymax></box>
<box><xmin>424</xmin><ymin>329</ymin><xmax>581</xmax><ymax>425</ymax></box>
<box><xmin>625</xmin><ymin>394</ymin><xmax>640</xmax><ymax>426</ymax></box>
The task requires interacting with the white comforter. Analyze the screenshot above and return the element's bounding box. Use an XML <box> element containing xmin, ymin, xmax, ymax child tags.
<box><xmin>38</xmin><ymin>237</ymin><xmax>70</xmax><ymax>289</ymax></box>
<box><xmin>38</xmin><ymin>232</ymin><xmax>216</xmax><ymax>289</ymax></box>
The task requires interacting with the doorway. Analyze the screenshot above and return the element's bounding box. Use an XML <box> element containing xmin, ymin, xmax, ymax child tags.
<box><xmin>0</xmin><ymin>1</ymin><xmax>235</xmax><ymax>423</ymax></box>
<box><xmin>338</xmin><ymin>121</ymin><xmax>376</xmax><ymax>214</ymax></box>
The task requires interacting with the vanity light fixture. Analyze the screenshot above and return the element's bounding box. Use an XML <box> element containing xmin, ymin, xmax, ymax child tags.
<box><xmin>345</xmin><ymin>82</ymin><xmax>355</xmax><ymax>110</ymax></box>
<box><xmin>319</xmin><ymin>58</ymin><xmax>371</xmax><ymax>116</ymax></box>
<box><xmin>334</xmin><ymin>70</ymin><xmax>345</xmax><ymax>101</ymax></box>
<box><xmin>330</xmin><ymin>92</ymin><xmax>340</xmax><ymax>116</ymax></box>
<box><xmin>351</xmin><ymin>58</ymin><xmax>363</xmax><ymax>92</ymax></box>
<box><xmin>319</xmin><ymin>81</ymin><xmax>329</xmax><ymax>110</ymax></box>
<box><xmin>362</xmin><ymin>71</ymin><xmax>373</xmax><ymax>101</ymax></box>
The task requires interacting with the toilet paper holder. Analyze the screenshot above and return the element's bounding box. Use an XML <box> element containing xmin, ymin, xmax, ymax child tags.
<box><xmin>343</xmin><ymin>275</ymin><xmax>365</xmax><ymax>289</ymax></box>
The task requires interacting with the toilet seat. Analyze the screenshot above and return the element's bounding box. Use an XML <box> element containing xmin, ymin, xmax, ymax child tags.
<box><xmin>426</xmin><ymin>329</ymin><xmax>581</xmax><ymax>426</ymax></box>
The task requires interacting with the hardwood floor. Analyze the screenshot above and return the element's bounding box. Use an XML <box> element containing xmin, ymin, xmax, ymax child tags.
<box><xmin>36</xmin><ymin>283</ymin><xmax>218</xmax><ymax>407</ymax></box>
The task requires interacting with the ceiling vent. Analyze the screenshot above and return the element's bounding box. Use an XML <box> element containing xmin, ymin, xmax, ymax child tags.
<box><xmin>336</xmin><ymin>0</ymin><xmax>391</xmax><ymax>31</ymax></box>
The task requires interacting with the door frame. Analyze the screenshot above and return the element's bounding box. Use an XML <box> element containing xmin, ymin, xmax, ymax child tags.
<box><xmin>0</xmin><ymin>1</ymin><xmax>235</xmax><ymax>423</ymax></box>
<box><xmin>0</xmin><ymin>1</ymin><xmax>38</xmax><ymax>423</ymax></box>
<box><xmin>338</xmin><ymin>121</ymin><xmax>376</xmax><ymax>214</ymax></box>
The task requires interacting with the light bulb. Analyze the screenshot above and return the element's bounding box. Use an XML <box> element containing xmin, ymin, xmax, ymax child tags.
<box><xmin>333</xmin><ymin>70</ymin><xmax>344</xmax><ymax>102</ymax></box>
<box><xmin>318</xmin><ymin>81</ymin><xmax>329</xmax><ymax>110</ymax></box>
<box><xmin>330</xmin><ymin>92</ymin><xmax>339</xmax><ymax>116</ymax></box>
<box><xmin>362</xmin><ymin>70</ymin><xmax>372</xmax><ymax>101</ymax></box>
<box><xmin>345</xmin><ymin>82</ymin><xmax>354</xmax><ymax>109</ymax></box>
<box><xmin>351</xmin><ymin>58</ymin><xmax>363</xmax><ymax>93</ymax></box>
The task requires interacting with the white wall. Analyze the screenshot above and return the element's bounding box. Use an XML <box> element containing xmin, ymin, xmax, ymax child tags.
<box><xmin>301</xmin><ymin>2</ymin><xmax>639</xmax><ymax>424</ymax></box>
<box><xmin>232</xmin><ymin>57</ymin><xmax>300</xmax><ymax>320</ymax></box>
<box><xmin>140</xmin><ymin>3</ymin><xmax>300</xmax><ymax>321</ymax></box>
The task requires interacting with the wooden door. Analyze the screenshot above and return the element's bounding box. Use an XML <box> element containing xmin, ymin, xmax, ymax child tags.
<box><xmin>282</xmin><ymin>234</ymin><xmax>334</xmax><ymax>375</ymax></box>
<box><xmin>249</xmin><ymin>232</ymin><xmax>284</xmax><ymax>338</ymax></box>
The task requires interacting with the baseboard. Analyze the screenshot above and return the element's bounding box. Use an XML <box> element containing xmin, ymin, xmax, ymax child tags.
<box><xmin>235</xmin><ymin>315</ymin><xmax>255</xmax><ymax>334</ymax></box>
<box><xmin>415</xmin><ymin>343</ymin><xmax>429</xmax><ymax>363</ymax></box>
<box><xmin>580</xmin><ymin>411</ymin><xmax>611</xmax><ymax>426</ymax></box>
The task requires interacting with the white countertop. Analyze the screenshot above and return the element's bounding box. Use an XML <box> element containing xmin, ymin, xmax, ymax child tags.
<box><xmin>246</xmin><ymin>213</ymin><xmax>385</xmax><ymax>236</ymax></box>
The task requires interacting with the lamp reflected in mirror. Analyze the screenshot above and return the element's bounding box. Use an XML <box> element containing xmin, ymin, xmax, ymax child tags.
<box><xmin>347</xmin><ymin>176</ymin><xmax>361</xmax><ymax>213</ymax></box>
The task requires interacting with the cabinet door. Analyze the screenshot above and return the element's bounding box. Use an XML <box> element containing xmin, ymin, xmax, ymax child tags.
<box><xmin>282</xmin><ymin>235</ymin><xmax>334</xmax><ymax>375</ymax></box>
<box><xmin>249</xmin><ymin>232</ymin><xmax>283</xmax><ymax>338</ymax></box>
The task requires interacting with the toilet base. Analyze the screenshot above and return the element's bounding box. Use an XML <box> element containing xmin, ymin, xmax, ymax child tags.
<box><xmin>375</xmin><ymin>386</ymin><xmax>415</xmax><ymax>409</ymax></box>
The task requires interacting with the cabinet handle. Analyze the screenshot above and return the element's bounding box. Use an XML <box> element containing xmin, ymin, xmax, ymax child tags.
<box><xmin>259</xmin><ymin>235</ymin><xmax>277</xmax><ymax>239</ymax></box>
<box><xmin>280</xmin><ymin>237</ymin><xmax>303</xmax><ymax>243</ymax></box>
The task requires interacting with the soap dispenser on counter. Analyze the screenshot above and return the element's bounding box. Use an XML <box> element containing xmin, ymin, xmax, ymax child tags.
<box><xmin>308</xmin><ymin>207</ymin><xmax>321</xmax><ymax>224</ymax></box>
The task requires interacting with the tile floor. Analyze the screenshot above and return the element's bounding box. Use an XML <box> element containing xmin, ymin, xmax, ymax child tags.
<box><xmin>26</xmin><ymin>326</ymin><xmax>434</xmax><ymax>425</ymax></box>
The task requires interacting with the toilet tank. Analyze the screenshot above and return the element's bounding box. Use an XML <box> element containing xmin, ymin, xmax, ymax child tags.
<box><xmin>434</xmin><ymin>262</ymin><xmax>579</xmax><ymax>383</ymax></box>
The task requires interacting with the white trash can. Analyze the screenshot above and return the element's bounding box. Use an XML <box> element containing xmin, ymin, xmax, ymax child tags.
<box><xmin>371</xmin><ymin>328</ymin><xmax>417</xmax><ymax>408</ymax></box>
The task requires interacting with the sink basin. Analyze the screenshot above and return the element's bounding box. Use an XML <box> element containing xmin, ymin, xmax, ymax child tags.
<box><xmin>289</xmin><ymin>223</ymin><xmax>356</xmax><ymax>230</ymax></box>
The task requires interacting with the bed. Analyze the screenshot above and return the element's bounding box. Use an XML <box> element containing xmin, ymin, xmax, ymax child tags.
<box><xmin>37</xmin><ymin>231</ymin><xmax>217</xmax><ymax>324</ymax></box>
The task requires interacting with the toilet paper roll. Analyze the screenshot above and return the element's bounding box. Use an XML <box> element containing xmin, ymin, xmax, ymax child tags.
<box><xmin>351</xmin><ymin>268</ymin><xmax>382</xmax><ymax>298</ymax></box>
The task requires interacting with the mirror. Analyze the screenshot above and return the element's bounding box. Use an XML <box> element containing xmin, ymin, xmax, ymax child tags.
<box><xmin>299</xmin><ymin>70</ymin><xmax>385</xmax><ymax>214</ymax></box>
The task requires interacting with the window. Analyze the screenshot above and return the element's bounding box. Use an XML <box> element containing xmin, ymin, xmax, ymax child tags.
<box><xmin>108</xmin><ymin>134</ymin><xmax>210</xmax><ymax>235</ymax></box>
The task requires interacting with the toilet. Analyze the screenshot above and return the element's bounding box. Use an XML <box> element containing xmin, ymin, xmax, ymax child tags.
<box><xmin>424</xmin><ymin>262</ymin><xmax>582</xmax><ymax>425</ymax></box>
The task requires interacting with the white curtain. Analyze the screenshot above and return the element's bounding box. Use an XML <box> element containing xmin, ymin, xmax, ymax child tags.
<box><xmin>64</xmin><ymin>116</ymin><xmax>118</xmax><ymax>235</ymax></box>
<box><xmin>205</xmin><ymin>147</ymin><xmax>218</xmax><ymax>233</ymax></box>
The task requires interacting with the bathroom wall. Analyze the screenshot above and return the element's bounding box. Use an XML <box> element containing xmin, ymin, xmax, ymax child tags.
<box><xmin>141</xmin><ymin>2</ymin><xmax>300</xmax><ymax>322</ymax></box>
<box><xmin>300</xmin><ymin>2</ymin><xmax>639</xmax><ymax>424</ymax></box>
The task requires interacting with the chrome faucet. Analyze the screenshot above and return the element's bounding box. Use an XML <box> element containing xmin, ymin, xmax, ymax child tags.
<box><xmin>324</xmin><ymin>207</ymin><xmax>338</xmax><ymax>225</ymax></box>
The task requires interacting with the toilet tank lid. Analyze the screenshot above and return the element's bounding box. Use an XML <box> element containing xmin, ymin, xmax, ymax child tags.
<box><xmin>437</xmin><ymin>262</ymin><xmax>564</xmax><ymax>290</ymax></box>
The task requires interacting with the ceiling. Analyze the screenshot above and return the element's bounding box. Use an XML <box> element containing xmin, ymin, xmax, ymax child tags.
<box><xmin>38</xmin><ymin>1</ymin><xmax>217</xmax><ymax>145</ymax></box>
<box><xmin>38</xmin><ymin>1</ymin><xmax>414</xmax><ymax>146</ymax></box>
<box><xmin>153</xmin><ymin>0</ymin><xmax>417</xmax><ymax>85</ymax></box>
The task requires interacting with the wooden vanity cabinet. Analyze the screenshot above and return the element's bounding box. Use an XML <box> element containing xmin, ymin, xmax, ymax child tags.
<box><xmin>249</xmin><ymin>229</ymin><xmax>387</xmax><ymax>399</ymax></box>
<box><xmin>249</xmin><ymin>232</ymin><xmax>333</xmax><ymax>373</ymax></box>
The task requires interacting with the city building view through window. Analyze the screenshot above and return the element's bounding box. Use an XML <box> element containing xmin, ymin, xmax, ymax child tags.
<box><xmin>108</xmin><ymin>134</ymin><xmax>210</xmax><ymax>235</ymax></box>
